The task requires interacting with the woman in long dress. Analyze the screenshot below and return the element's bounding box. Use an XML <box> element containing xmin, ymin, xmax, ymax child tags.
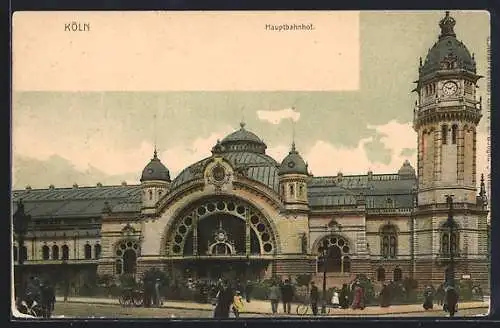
<box><xmin>351</xmin><ymin>284</ymin><xmax>365</xmax><ymax>310</ymax></box>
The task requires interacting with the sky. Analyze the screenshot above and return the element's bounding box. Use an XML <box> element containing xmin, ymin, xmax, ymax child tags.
<box><xmin>11</xmin><ymin>11</ymin><xmax>490</xmax><ymax>191</ymax></box>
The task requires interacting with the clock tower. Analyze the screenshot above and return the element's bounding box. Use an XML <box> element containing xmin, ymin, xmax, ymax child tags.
<box><xmin>412</xmin><ymin>12</ymin><xmax>489</xmax><ymax>288</ymax></box>
<box><xmin>413</xmin><ymin>11</ymin><xmax>483</xmax><ymax>206</ymax></box>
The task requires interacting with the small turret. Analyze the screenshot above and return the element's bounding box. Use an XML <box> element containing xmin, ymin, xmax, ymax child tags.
<box><xmin>140</xmin><ymin>149</ymin><xmax>171</xmax><ymax>213</ymax></box>
<box><xmin>278</xmin><ymin>143</ymin><xmax>309</xmax><ymax>212</ymax></box>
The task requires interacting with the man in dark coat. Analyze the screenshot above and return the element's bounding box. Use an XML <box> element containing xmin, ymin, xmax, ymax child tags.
<box><xmin>423</xmin><ymin>286</ymin><xmax>434</xmax><ymax>310</ymax></box>
<box><xmin>245</xmin><ymin>280</ymin><xmax>253</xmax><ymax>303</ymax></box>
<box><xmin>379</xmin><ymin>283</ymin><xmax>391</xmax><ymax>308</ymax></box>
<box><xmin>214</xmin><ymin>280</ymin><xmax>234</xmax><ymax>318</ymax></box>
<box><xmin>281</xmin><ymin>279</ymin><xmax>294</xmax><ymax>314</ymax></box>
<box><xmin>39</xmin><ymin>280</ymin><xmax>56</xmax><ymax>318</ymax></box>
<box><xmin>444</xmin><ymin>285</ymin><xmax>459</xmax><ymax>317</ymax></box>
<box><xmin>339</xmin><ymin>284</ymin><xmax>349</xmax><ymax>309</ymax></box>
<box><xmin>310</xmin><ymin>281</ymin><xmax>319</xmax><ymax>316</ymax></box>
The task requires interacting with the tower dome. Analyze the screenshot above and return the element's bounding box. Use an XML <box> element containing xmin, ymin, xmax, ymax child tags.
<box><xmin>419</xmin><ymin>11</ymin><xmax>476</xmax><ymax>77</ymax></box>
<box><xmin>140</xmin><ymin>150</ymin><xmax>171</xmax><ymax>182</ymax></box>
<box><xmin>279</xmin><ymin>143</ymin><xmax>308</xmax><ymax>175</ymax></box>
<box><xmin>219</xmin><ymin>122</ymin><xmax>267</xmax><ymax>153</ymax></box>
<box><xmin>398</xmin><ymin>160</ymin><xmax>416</xmax><ymax>179</ymax></box>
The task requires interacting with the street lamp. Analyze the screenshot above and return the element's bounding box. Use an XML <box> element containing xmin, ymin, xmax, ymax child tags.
<box><xmin>444</xmin><ymin>195</ymin><xmax>456</xmax><ymax>287</ymax></box>
<box><xmin>13</xmin><ymin>199</ymin><xmax>31</xmax><ymax>299</ymax></box>
<box><xmin>320</xmin><ymin>239</ymin><xmax>329</xmax><ymax>314</ymax></box>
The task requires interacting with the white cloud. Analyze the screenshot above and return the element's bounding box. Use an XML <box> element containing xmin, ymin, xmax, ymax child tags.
<box><xmin>305</xmin><ymin>120</ymin><xmax>417</xmax><ymax>176</ymax></box>
<box><xmin>256</xmin><ymin>107</ymin><xmax>300</xmax><ymax>125</ymax></box>
<box><xmin>267</xmin><ymin>144</ymin><xmax>291</xmax><ymax>164</ymax></box>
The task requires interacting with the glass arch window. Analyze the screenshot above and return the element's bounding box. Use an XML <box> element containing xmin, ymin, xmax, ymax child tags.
<box><xmin>316</xmin><ymin>236</ymin><xmax>351</xmax><ymax>273</ymax></box>
<box><xmin>115</xmin><ymin>240</ymin><xmax>139</xmax><ymax>275</ymax></box>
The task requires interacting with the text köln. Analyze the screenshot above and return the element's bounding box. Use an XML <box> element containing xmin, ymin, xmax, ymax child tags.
<box><xmin>64</xmin><ymin>22</ymin><xmax>91</xmax><ymax>32</ymax></box>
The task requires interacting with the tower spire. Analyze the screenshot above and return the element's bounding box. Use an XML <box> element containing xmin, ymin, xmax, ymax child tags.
<box><xmin>153</xmin><ymin>113</ymin><xmax>158</xmax><ymax>158</ymax></box>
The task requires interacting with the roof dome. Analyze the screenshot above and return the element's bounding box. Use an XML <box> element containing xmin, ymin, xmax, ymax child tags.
<box><xmin>140</xmin><ymin>150</ymin><xmax>171</xmax><ymax>182</ymax></box>
<box><xmin>279</xmin><ymin>143</ymin><xmax>308</xmax><ymax>175</ymax></box>
<box><xmin>420</xmin><ymin>12</ymin><xmax>476</xmax><ymax>77</ymax></box>
<box><xmin>398</xmin><ymin>160</ymin><xmax>416</xmax><ymax>179</ymax></box>
<box><xmin>219</xmin><ymin>122</ymin><xmax>267</xmax><ymax>153</ymax></box>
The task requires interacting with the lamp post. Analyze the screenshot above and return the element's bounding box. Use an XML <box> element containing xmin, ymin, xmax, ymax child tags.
<box><xmin>320</xmin><ymin>240</ymin><xmax>329</xmax><ymax>314</ymax></box>
<box><xmin>13</xmin><ymin>199</ymin><xmax>31</xmax><ymax>299</ymax></box>
<box><xmin>445</xmin><ymin>195</ymin><xmax>456</xmax><ymax>287</ymax></box>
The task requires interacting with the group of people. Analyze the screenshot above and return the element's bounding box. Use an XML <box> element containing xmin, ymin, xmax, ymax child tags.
<box><xmin>141</xmin><ymin>278</ymin><xmax>163</xmax><ymax>307</ymax></box>
<box><xmin>268</xmin><ymin>279</ymin><xmax>295</xmax><ymax>314</ymax></box>
<box><xmin>422</xmin><ymin>284</ymin><xmax>460</xmax><ymax>317</ymax></box>
<box><xmin>16</xmin><ymin>276</ymin><xmax>56</xmax><ymax>318</ymax></box>
<box><xmin>212</xmin><ymin>278</ymin><xmax>246</xmax><ymax>318</ymax></box>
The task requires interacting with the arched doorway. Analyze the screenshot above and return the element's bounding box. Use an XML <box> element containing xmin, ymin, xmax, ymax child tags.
<box><xmin>115</xmin><ymin>240</ymin><xmax>140</xmax><ymax>275</ymax></box>
<box><xmin>123</xmin><ymin>249</ymin><xmax>137</xmax><ymax>274</ymax></box>
<box><xmin>165</xmin><ymin>197</ymin><xmax>278</xmax><ymax>280</ymax></box>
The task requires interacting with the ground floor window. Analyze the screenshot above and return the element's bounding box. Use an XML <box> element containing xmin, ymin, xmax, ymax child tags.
<box><xmin>393</xmin><ymin>267</ymin><xmax>403</xmax><ymax>281</ymax></box>
<box><xmin>317</xmin><ymin>235</ymin><xmax>351</xmax><ymax>273</ymax></box>
<box><xmin>377</xmin><ymin>267</ymin><xmax>386</xmax><ymax>281</ymax></box>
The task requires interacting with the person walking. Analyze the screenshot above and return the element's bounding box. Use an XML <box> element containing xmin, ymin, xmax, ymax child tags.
<box><xmin>339</xmin><ymin>284</ymin><xmax>349</xmax><ymax>309</ymax></box>
<box><xmin>379</xmin><ymin>283</ymin><xmax>391</xmax><ymax>308</ymax></box>
<box><xmin>444</xmin><ymin>285</ymin><xmax>459</xmax><ymax>317</ymax></box>
<box><xmin>232</xmin><ymin>290</ymin><xmax>244</xmax><ymax>318</ymax></box>
<box><xmin>214</xmin><ymin>279</ymin><xmax>234</xmax><ymax>318</ymax></box>
<box><xmin>245</xmin><ymin>280</ymin><xmax>253</xmax><ymax>303</ymax></box>
<box><xmin>281</xmin><ymin>279</ymin><xmax>294</xmax><ymax>314</ymax></box>
<box><xmin>310</xmin><ymin>281</ymin><xmax>319</xmax><ymax>316</ymax></box>
<box><xmin>268</xmin><ymin>281</ymin><xmax>281</xmax><ymax>315</ymax></box>
<box><xmin>351</xmin><ymin>282</ymin><xmax>365</xmax><ymax>310</ymax></box>
<box><xmin>154</xmin><ymin>278</ymin><xmax>162</xmax><ymax>307</ymax></box>
<box><xmin>423</xmin><ymin>286</ymin><xmax>434</xmax><ymax>310</ymax></box>
<box><xmin>331</xmin><ymin>288</ymin><xmax>340</xmax><ymax>308</ymax></box>
<box><xmin>436</xmin><ymin>284</ymin><xmax>445</xmax><ymax>306</ymax></box>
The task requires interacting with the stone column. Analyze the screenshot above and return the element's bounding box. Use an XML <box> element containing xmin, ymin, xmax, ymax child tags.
<box><xmin>245</xmin><ymin>207</ymin><xmax>251</xmax><ymax>255</ymax></box>
<box><xmin>193</xmin><ymin>211</ymin><xmax>199</xmax><ymax>256</ymax></box>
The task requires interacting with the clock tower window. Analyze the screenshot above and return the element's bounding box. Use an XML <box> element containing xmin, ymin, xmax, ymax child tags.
<box><xmin>289</xmin><ymin>184</ymin><xmax>294</xmax><ymax>197</ymax></box>
<box><xmin>452</xmin><ymin>124</ymin><xmax>458</xmax><ymax>144</ymax></box>
<box><xmin>149</xmin><ymin>190</ymin><xmax>153</xmax><ymax>201</ymax></box>
<box><xmin>442</xmin><ymin>125</ymin><xmax>448</xmax><ymax>145</ymax></box>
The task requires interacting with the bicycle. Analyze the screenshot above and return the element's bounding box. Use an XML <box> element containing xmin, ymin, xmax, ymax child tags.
<box><xmin>118</xmin><ymin>288</ymin><xmax>144</xmax><ymax>307</ymax></box>
<box><xmin>296</xmin><ymin>300</ymin><xmax>331</xmax><ymax>315</ymax></box>
<box><xmin>19</xmin><ymin>300</ymin><xmax>41</xmax><ymax>317</ymax></box>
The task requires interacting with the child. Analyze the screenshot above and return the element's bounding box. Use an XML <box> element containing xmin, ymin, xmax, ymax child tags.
<box><xmin>232</xmin><ymin>290</ymin><xmax>244</xmax><ymax>318</ymax></box>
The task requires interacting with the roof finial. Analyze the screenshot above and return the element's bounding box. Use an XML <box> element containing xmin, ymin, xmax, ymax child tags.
<box><xmin>439</xmin><ymin>11</ymin><xmax>456</xmax><ymax>39</ymax></box>
<box><xmin>153</xmin><ymin>113</ymin><xmax>158</xmax><ymax>159</ymax></box>
<box><xmin>240</xmin><ymin>106</ymin><xmax>246</xmax><ymax>129</ymax></box>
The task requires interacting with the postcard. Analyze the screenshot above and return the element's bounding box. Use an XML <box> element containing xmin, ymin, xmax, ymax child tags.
<box><xmin>11</xmin><ymin>10</ymin><xmax>490</xmax><ymax>319</ymax></box>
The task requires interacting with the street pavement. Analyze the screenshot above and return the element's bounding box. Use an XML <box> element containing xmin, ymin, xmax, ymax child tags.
<box><xmin>50</xmin><ymin>302</ymin><xmax>489</xmax><ymax>319</ymax></box>
<box><xmin>45</xmin><ymin>296</ymin><xmax>490</xmax><ymax>319</ymax></box>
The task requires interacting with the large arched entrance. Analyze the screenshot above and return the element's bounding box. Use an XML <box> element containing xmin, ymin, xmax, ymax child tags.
<box><xmin>164</xmin><ymin>196</ymin><xmax>278</xmax><ymax>280</ymax></box>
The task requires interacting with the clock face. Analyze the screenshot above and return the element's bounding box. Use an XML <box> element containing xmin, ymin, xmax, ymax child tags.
<box><xmin>288</xmin><ymin>161</ymin><xmax>296</xmax><ymax>168</ymax></box>
<box><xmin>217</xmin><ymin>232</ymin><xmax>225</xmax><ymax>241</ymax></box>
<box><xmin>443</xmin><ymin>81</ymin><xmax>458</xmax><ymax>96</ymax></box>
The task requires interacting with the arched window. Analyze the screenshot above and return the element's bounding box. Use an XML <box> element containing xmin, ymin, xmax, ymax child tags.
<box><xmin>376</xmin><ymin>267</ymin><xmax>386</xmax><ymax>282</ymax></box>
<box><xmin>298</xmin><ymin>184</ymin><xmax>303</xmax><ymax>197</ymax></box>
<box><xmin>62</xmin><ymin>245</ymin><xmax>69</xmax><ymax>260</ymax></box>
<box><xmin>52</xmin><ymin>245</ymin><xmax>59</xmax><ymax>260</ymax></box>
<box><xmin>148</xmin><ymin>190</ymin><xmax>153</xmax><ymax>201</ymax></box>
<box><xmin>394</xmin><ymin>267</ymin><xmax>403</xmax><ymax>281</ymax></box>
<box><xmin>381</xmin><ymin>225</ymin><xmax>398</xmax><ymax>258</ymax></box>
<box><xmin>289</xmin><ymin>184</ymin><xmax>294</xmax><ymax>197</ymax></box>
<box><xmin>84</xmin><ymin>244</ymin><xmax>92</xmax><ymax>259</ymax></box>
<box><xmin>442</xmin><ymin>124</ymin><xmax>448</xmax><ymax>144</ymax></box>
<box><xmin>115</xmin><ymin>259</ymin><xmax>123</xmax><ymax>275</ymax></box>
<box><xmin>122</xmin><ymin>249</ymin><xmax>137</xmax><ymax>274</ymax></box>
<box><xmin>317</xmin><ymin>236</ymin><xmax>351</xmax><ymax>273</ymax></box>
<box><xmin>13</xmin><ymin>246</ymin><xmax>18</xmax><ymax>262</ymax></box>
<box><xmin>158</xmin><ymin>191</ymin><xmax>162</xmax><ymax>198</ymax></box>
<box><xmin>281</xmin><ymin>185</ymin><xmax>285</xmax><ymax>197</ymax></box>
<box><xmin>452</xmin><ymin>124</ymin><xmax>458</xmax><ymax>144</ymax></box>
<box><xmin>94</xmin><ymin>244</ymin><xmax>102</xmax><ymax>259</ymax></box>
<box><xmin>21</xmin><ymin>246</ymin><xmax>28</xmax><ymax>261</ymax></box>
<box><xmin>42</xmin><ymin>245</ymin><xmax>50</xmax><ymax>260</ymax></box>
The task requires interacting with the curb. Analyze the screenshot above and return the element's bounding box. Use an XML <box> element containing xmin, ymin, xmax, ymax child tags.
<box><xmin>58</xmin><ymin>300</ymin><xmax>488</xmax><ymax>317</ymax></box>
